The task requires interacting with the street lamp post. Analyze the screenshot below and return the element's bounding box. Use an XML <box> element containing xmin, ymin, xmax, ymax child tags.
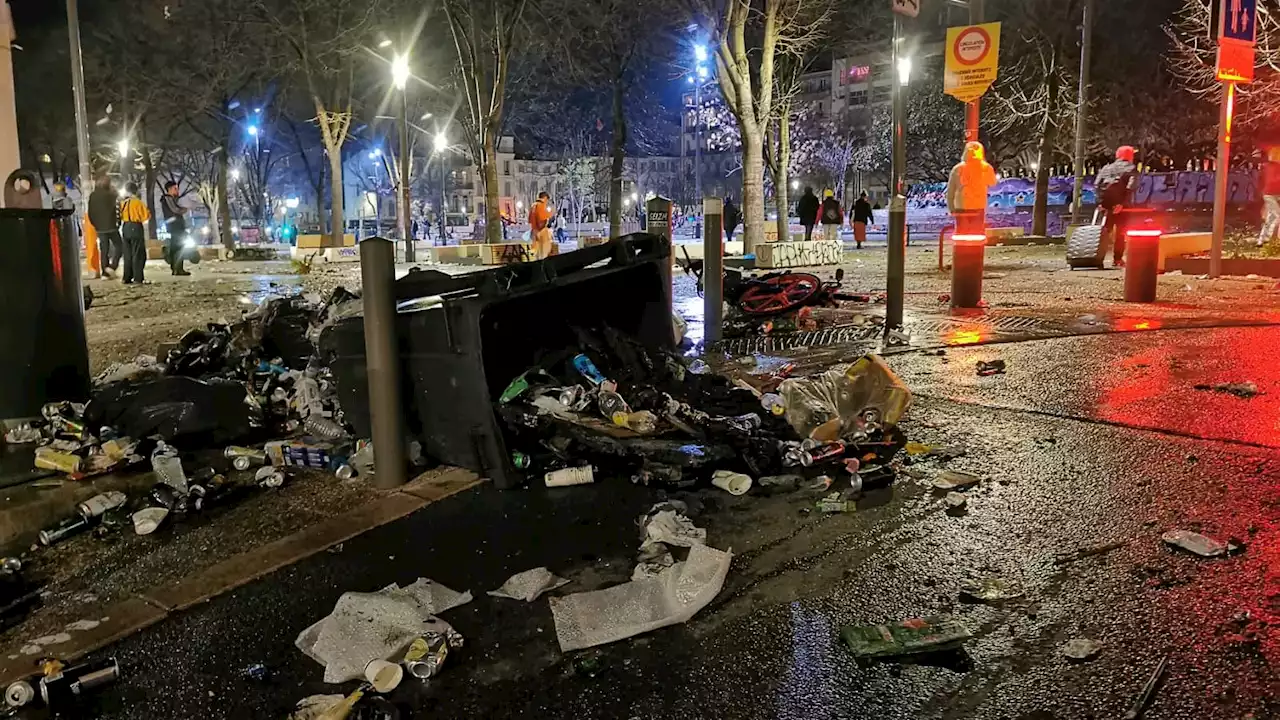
<box><xmin>886</xmin><ymin>17</ymin><xmax>910</xmax><ymax>333</ymax></box>
<box><xmin>392</xmin><ymin>53</ymin><xmax>414</xmax><ymax>262</ymax></box>
<box><xmin>434</xmin><ymin>132</ymin><xmax>448</xmax><ymax>244</ymax></box>
<box><xmin>66</xmin><ymin>0</ymin><xmax>92</xmax><ymax>217</ymax></box>
<box><xmin>691</xmin><ymin>44</ymin><xmax>709</xmax><ymax>235</ymax></box>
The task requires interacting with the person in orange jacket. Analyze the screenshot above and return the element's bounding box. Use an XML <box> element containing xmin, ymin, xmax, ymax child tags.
<box><xmin>528</xmin><ymin>191</ymin><xmax>554</xmax><ymax>260</ymax></box>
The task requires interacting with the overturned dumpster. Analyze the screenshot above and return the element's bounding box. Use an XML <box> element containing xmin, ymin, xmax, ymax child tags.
<box><xmin>321</xmin><ymin>234</ymin><xmax>675</xmax><ymax>488</ymax></box>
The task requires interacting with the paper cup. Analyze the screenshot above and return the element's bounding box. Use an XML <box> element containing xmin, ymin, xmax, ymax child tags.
<box><xmin>711</xmin><ymin>471</ymin><xmax>752</xmax><ymax>496</ymax></box>
<box><xmin>364</xmin><ymin>659</ymin><xmax>403</xmax><ymax>693</ymax></box>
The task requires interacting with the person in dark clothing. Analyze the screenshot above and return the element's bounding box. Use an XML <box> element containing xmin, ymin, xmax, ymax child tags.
<box><xmin>119</xmin><ymin>182</ymin><xmax>150</xmax><ymax>284</ymax></box>
<box><xmin>819</xmin><ymin>189</ymin><xmax>843</xmax><ymax>243</ymax></box>
<box><xmin>852</xmin><ymin>191</ymin><xmax>874</xmax><ymax>249</ymax></box>
<box><xmin>1095</xmin><ymin>145</ymin><xmax>1139</xmax><ymax>267</ymax></box>
<box><xmin>87</xmin><ymin>175</ymin><xmax>122</xmax><ymax>279</ymax></box>
<box><xmin>723</xmin><ymin>197</ymin><xmax>741</xmax><ymax>243</ymax></box>
<box><xmin>160</xmin><ymin>181</ymin><xmax>191</xmax><ymax>276</ymax></box>
<box><xmin>797</xmin><ymin>186</ymin><xmax>820</xmax><ymax>242</ymax></box>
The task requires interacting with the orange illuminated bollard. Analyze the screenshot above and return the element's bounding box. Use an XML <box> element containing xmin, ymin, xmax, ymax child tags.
<box><xmin>1123</xmin><ymin>229</ymin><xmax>1162</xmax><ymax>303</ymax></box>
<box><xmin>950</xmin><ymin>233</ymin><xmax>987</xmax><ymax>309</ymax></box>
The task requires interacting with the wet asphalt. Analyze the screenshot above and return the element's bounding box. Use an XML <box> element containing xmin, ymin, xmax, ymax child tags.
<box><xmin>44</xmin><ymin>323</ymin><xmax>1277</xmax><ymax>720</ymax></box>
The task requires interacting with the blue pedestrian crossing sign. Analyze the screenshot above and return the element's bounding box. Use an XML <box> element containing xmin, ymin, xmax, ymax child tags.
<box><xmin>1216</xmin><ymin>0</ymin><xmax>1257</xmax><ymax>44</ymax></box>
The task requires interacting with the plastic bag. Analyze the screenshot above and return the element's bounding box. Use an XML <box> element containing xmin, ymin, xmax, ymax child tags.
<box><xmin>85</xmin><ymin>376</ymin><xmax>256</xmax><ymax>444</ymax></box>
<box><xmin>778</xmin><ymin>355</ymin><xmax>912</xmax><ymax>441</ymax></box>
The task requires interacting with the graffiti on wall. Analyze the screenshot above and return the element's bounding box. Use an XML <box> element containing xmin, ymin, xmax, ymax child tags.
<box><xmin>759</xmin><ymin>240</ymin><xmax>842</xmax><ymax>269</ymax></box>
<box><xmin>908</xmin><ymin>171</ymin><xmax>1259</xmax><ymax>210</ymax></box>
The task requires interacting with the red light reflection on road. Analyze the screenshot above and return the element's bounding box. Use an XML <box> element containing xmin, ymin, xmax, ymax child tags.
<box><xmin>1113</xmin><ymin>316</ymin><xmax>1163</xmax><ymax>332</ymax></box>
<box><xmin>945</xmin><ymin>328</ymin><xmax>987</xmax><ymax>346</ymax></box>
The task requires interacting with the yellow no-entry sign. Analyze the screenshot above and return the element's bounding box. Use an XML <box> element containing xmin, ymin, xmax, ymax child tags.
<box><xmin>945</xmin><ymin>22</ymin><xmax>1002</xmax><ymax>103</ymax></box>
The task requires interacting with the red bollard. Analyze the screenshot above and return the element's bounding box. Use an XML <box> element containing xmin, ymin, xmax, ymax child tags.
<box><xmin>1123</xmin><ymin>229</ymin><xmax>1162</xmax><ymax>303</ymax></box>
<box><xmin>950</xmin><ymin>233</ymin><xmax>986</xmax><ymax>309</ymax></box>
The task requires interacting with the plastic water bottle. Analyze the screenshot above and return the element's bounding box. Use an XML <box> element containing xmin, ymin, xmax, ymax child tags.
<box><xmin>304</xmin><ymin>416</ymin><xmax>347</xmax><ymax>440</ymax></box>
<box><xmin>150</xmin><ymin>443</ymin><xmax>188</xmax><ymax>493</ymax></box>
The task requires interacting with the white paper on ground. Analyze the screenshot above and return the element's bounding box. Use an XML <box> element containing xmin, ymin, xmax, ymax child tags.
<box><xmin>295</xmin><ymin>578</ymin><xmax>471</xmax><ymax>683</ymax></box>
<box><xmin>550</xmin><ymin>544</ymin><xmax>732</xmax><ymax>651</ymax></box>
<box><xmin>644</xmin><ymin>509</ymin><xmax>707</xmax><ymax>548</ymax></box>
<box><xmin>487</xmin><ymin>567</ymin><xmax>570</xmax><ymax>602</ymax></box>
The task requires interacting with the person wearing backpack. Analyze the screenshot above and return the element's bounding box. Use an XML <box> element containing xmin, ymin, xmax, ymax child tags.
<box><xmin>723</xmin><ymin>197</ymin><xmax>741</xmax><ymax>244</ymax></box>
<box><xmin>1094</xmin><ymin>145</ymin><xmax>1139</xmax><ymax>267</ymax></box>
<box><xmin>819</xmin><ymin>189</ymin><xmax>843</xmax><ymax>243</ymax></box>
<box><xmin>852</xmin><ymin>191</ymin><xmax>874</xmax><ymax>249</ymax></box>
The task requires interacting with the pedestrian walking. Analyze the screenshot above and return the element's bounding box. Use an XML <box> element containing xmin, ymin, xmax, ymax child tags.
<box><xmin>554</xmin><ymin>208</ymin><xmax>568</xmax><ymax>245</ymax></box>
<box><xmin>118</xmin><ymin>182</ymin><xmax>150</xmax><ymax>284</ymax></box>
<box><xmin>87</xmin><ymin>175</ymin><xmax>122</xmax><ymax>279</ymax></box>
<box><xmin>529</xmin><ymin>191</ymin><xmax>554</xmax><ymax>260</ymax></box>
<box><xmin>1259</xmin><ymin>147</ymin><xmax>1280</xmax><ymax>247</ymax></box>
<box><xmin>1095</xmin><ymin>145</ymin><xmax>1139</xmax><ymax>267</ymax></box>
<box><xmin>945</xmin><ymin>141</ymin><xmax>998</xmax><ymax>236</ymax></box>
<box><xmin>852</xmin><ymin>191</ymin><xmax>873</xmax><ymax>249</ymax></box>
<box><xmin>819</xmin><ymin>189</ymin><xmax>843</xmax><ymax>243</ymax></box>
<box><xmin>797</xmin><ymin>186</ymin><xmax>820</xmax><ymax>242</ymax></box>
<box><xmin>160</xmin><ymin>181</ymin><xmax>191</xmax><ymax>276</ymax></box>
<box><xmin>723</xmin><ymin>197</ymin><xmax>741</xmax><ymax>244</ymax></box>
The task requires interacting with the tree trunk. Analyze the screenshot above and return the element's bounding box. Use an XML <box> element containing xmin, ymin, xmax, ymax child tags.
<box><xmin>328</xmin><ymin>146</ymin><xmax>345</xmax><ymax>245</ymax></box>
<box><xmin>741</xmin><ymin>128</ymin><xmax>765</xmax><ymax>255</ymax></box>
<box><xmin>1032</xmin><ymin>72</ymin><xmax>1059</xmax><ymax>237</ymax></box>
<box><xmin>215</xmin><ymin>149</ymin><xmax>234</xmax><ymax>251</ymax></box>
<box><xmin>773</xmin><ymin>113</ymin><xmax>791</xmax><ymax>244</ymax></box>
<box><xmin>141</xmin><ymin>126</ymin><xmax>157</xmax><ymax>240</ymax></box>
<box><xmin>483</xmin><ymin>132</ymin><xmax>501</xmax><ymax>243</ymax></box>
<box><xmin>608</xmin><ymin>78</ymin><xmax>627</xmax><ymax>239</ymax></box>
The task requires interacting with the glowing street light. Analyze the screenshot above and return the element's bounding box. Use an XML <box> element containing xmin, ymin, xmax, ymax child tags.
<box><xmin>791</xmin><ymin>179</ymin><xmax>800</xmax><ymax>190</ymax></box>
<box><xmin>698</xmin><ymin>65</ymin><xmax>709</xmax><ymax>80</ymax></box>
<box><xmin>230</xmin><ymin>168</ymin><xmax>241</xmax><ymax>181</ymax></box>
<box><xmin>896</xmin><ymin>56</ymin><xmax>913</xmax><ymax>86</ymax></box>
<box><xmin>117</xmin><ymin>138</ymin><xmax>129</xmax><ymax>156</ymax></box>
<box><xmin>433</xmin><ymin>133</ymin><xmax>448</xmax><ymax>153</ymax></box>
<box><xmin>378</xmin><ymin>38</ymin><xmax>393</xmax><ymax>48</ymax></box>
<box><xmin>247</xmin><ymin>125</ymin><xmax>259</xmax><ymax>137</ymax></box>
<box><xmin>391</xmin><ymin>53</ymin><xmax>410</xmax><ymax>90</ymax></box>
<box><xmin>285</xmin><ymin>197</ymin><xmax>300</xmax><ymax>209</ymax></box>
<box><xmin>694</xmin><ymin>44</ymin><xmax>707</xmax><ymax>63</ymax></box>
<box><xmin>369</xmin><ymin>148</ymin><xmax>382</xmax><ymax>159</ymax></box>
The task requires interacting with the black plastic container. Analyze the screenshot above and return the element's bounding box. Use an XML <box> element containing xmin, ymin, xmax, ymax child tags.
<box><xmin>321</xmin><ymin>233</ymin><xmax>673</xmax><ymax>488</ymax></box>
<box><xmin>0</xmin><ymin>210</ymin><xmax>88</xmax><ymax>420</ymax></box>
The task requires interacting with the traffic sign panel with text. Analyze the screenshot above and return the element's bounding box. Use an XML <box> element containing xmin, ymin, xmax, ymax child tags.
<box><xmin>945</xmin><ymin>22</ymin><xmax>1002</xmax><ymax>103</ymax></box>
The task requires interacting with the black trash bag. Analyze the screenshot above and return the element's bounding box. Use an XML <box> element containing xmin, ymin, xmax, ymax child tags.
<box><xmin>85</xmin><ymin>376</ymin><xmax>256</xmax><ymax>445</ymax></box>
<box><xmin>230</xmin><ymin>297</ymin><xmax>314</xmax><ymax>370</ymax></box>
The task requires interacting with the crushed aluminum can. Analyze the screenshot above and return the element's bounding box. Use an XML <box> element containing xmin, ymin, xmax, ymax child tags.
<box><xmin>402</xmin><ymin>634</ymin><xmax>449</xmax><ymax>679</ymax></box>
<box><xmin>334</xmin><ymin>464</ymin><xmax>356</xmax><ymax>480</ymax></box>
<box><xmin>255</xmin><ymin>466</ymin><xmax>286</xmax><ymax>489</ymax></box>
<box><xmin>34</xmin><ymin>447</ymin><xmax>81</xmax><ymax>475</ymax></box>
<box><xmin>4</xmin><ymin>680</ymin><xmax>33</xmax><ymax>708</ymax></box>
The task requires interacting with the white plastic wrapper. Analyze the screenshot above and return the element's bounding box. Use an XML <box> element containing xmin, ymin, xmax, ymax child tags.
<box><xmin>296</xmin><ymin>578</ymin><xmax>472</xmax><ymax>683</ymax></box>
<box><xmin>487</xmin><ymin>567</ymin><xmax>570</xmax><ymax>602</ymax></box>
<box><xmin>550</xmin><ymin>544</ymin><xmax>732</xmax><ymax>651</ymax></box>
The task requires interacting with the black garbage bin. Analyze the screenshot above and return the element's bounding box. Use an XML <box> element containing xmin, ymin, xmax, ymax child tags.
<box><xmin>0</xmin><ymin>210</ymin><xmax>88</xmax><ymax>421</ymax></box>
<box><xmin>321</xmin><ymin>233</ymin><xmax>673</xmax><ymax>488</ymax></box>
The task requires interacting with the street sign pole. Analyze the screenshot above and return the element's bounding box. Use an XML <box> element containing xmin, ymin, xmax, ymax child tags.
<box><xmin>886</xmin><ymin>11</ymin><xmax>907</xmax><ymax>332</ymax></box>
<box><xmin>965</xmin><ymin>0</ymin><xmax>983</xmax><ymax>142</ymax></box>
<box><xmin>1211</xmin><ymin>81</ymin><xmax>1234</xmax><ymax>279</ymax></box>
<box><xmin>1070</xmin><ymin>0</ymin><xmax>1094</xmax><ymax>224</ymax></box>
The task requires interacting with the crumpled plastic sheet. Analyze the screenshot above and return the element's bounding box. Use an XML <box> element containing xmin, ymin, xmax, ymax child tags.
<box><xmin>93</xmin><ymin>355</ymin><xmax>162</xmax><ymax>387</ymax></box>
<box><xmin>550</xmin><ymin>543</ymin><xmax>733</xmax><ymax>651</ymax></box>
<box><xmin>778</xmin><ymin>354</ymin><xmax>912</xmax><ymax>441</ymax></box>
<box><xmin>296</xmin><ymin>578</ymin><xmax>472</xmax><ymax>683</ymax></box>
<box><xmin>643</xmin><ymin>509</ymin><xmax>706</xmax><ymax>548</ymax></box>
<box><xmin>487</xmin><ymin>567</ymin><xmax>570</xmax><ymax>602</ymax></box>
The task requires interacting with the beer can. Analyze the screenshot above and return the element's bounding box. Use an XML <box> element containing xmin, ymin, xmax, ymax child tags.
<box><xmin>35</xmin><ymin>448</ymin><xmax>81</xmax><ymax>475</ymax></box>
<box><xmin>510</xmin><ymin>452</ymin><xmax>531</xmax><ymax>470</ymax></box>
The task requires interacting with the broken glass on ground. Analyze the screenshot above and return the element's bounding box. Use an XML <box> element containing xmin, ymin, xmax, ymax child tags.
<box><xmin>1161</xmin><ymin>530</ymin><xmax>1226</xmax><ymax>557</ymax></box>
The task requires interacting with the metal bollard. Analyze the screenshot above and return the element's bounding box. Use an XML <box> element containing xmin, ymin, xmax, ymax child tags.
<box><xmin>950</xmin><ymin>233</ymin><xmax>986</xmax><ymax>309</ymax></box>
<box><xmin>703</xmin><ymin>198</ymin><xmax>724</xmax><ymax>344</ymax></box>
<box><xmin>359</xmin><ymin>238</ymin><xmax>408</xmax><ymax>489</ymax></box>
<box><xmin>1124</xmin><ymin>229</ymin><xmax>1162</xmax><ymax>303</ymax></box>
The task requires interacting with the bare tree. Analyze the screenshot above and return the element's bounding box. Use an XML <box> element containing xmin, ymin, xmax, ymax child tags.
<box><xmin>1168</xmin><ymin>0</ymin><xmax>1280</xmax><ymax>131</ymax></box>
<box><xmin>257</xmin><ymin>0</ymin><xmax>385</xmax><ymax>245</ymax></box>
<box><xmin>442</xmin><ymin>0</ymin><xmax>530</xmax><ymax>244</ymax></box>
<box><xmin>985</xmin><ymin>1</ymin><xmax>1082</xmax><ymax>236</ymax></box>
<box><xmin>691</xmin><ymin>0</ymin><xmax>830</xmax><ymax>254</ymax></box>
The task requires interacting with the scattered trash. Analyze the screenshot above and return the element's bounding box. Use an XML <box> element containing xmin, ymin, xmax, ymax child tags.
<box><xmin>401</xmin><ymin>624</ymin><xmax>464</xmax><ymax>681</ymax></box>
<box><xmin>289</xmin><ymin>694</ymin><xmax>347</xmax><ymax>720</ymax></box>
<box><xmin>37</xmin><ymin>656</ymin><xmax>120</xmax><ymax>708</ymax></box>
<box><xmin>131</xmin><ymin>507</ymin><xmax>169</xmax><ymax>536</ymax></box>
<box><xmin>1193</xmin><ymin>381</ymin><xmax>1260</xmax><ymax>398</ymax></box>
<box><xmin>1053</xmin><ymin>540</ymin><xmax>1127</xmax><ymax>566</ymax></box>
<box><xmin>550</xmin><ymin>543</ymin><xmax>732</xmax><ymax>651</ymax></box>
<box><xmin>363</xmin><ymin>659</ymin><xmax>402</xmax><ymax>693</ymax></box>
<box><xmin>945</xmin><ymin>492</ymin><xmax>968</xmax><ymax>511</ymax></box>
<box><xmin>545</xmin><ymin>465</ymin><xmax>595</xmax><ymax>487</ymax></box>
<box><xmin>296</xmin><ymin>579</ymin><xmax>472</xmax><ymax>683</ymax></box>
<box><xmin>572</xmin><ymin>651</ymin><xmax>607</xmax><ymax>678</ymax></box>
<box><xmin>840</xmin><ymin>617</ymin><xmax>972</xmax><ymax>659</ymax></box>
<box><xmin>932</xmin><ymin>470</ymin><xmax>981</xmax><ymax>490</ymax></box>
<box><xmin>1062</xmin><ymin>638</ymin><xmax>1100</xmax><ymax>661</ymax></box>
<box><xmin>5</xmin><ymin>680</ymin><xmax>34</xmax><ymax>707</ymax></box>
<box><xmin>816</xmin><ymin>491</ymin><xmax>856</xmax><ymax>513</ymax></box>
<box><xmin>642</xmin><ymin>506</ymin><xmax>707</xmax><ymax>548</ymax></box>
<box><xmin>3</xmin><ymin>424</ymin><xmax>41</xmax><ymax>444</ymax></box>
<box><xmin>778</xmin><ymin>356</ymin><xmax>912</xmax><ymax>442</ymax></box>
<box><xmin>976</xmin><ymin>359</ymin><xmax>1006</xmax><ymax>377</ymax></box>
<box><xmin>959</xmin><ymin>577</ymin><xmax>1023</xmax><ymax>602</ymax></box>
<box><xmin>757</xmin><ymin>474</ymin><xmax>803</xmax><ymax>492</ymax></box>
<box><xmin>1122</xmin><ymin>656</ymin><xmax>1168</xmax><ymax>720</ymax></box>
<box><xmin>710</xmin><ymin>470</ymin><xmax>753</xmax><ymax>495</ymax></box>
<box><xmin>487</xmin><ymin>568</ymin><xmax>570</xmax><ymax>602</ymax></box>
<box><xmin>1161</xmin><ymin>529</ymin><xmax>1226</xmax><ymax>557</ymax></box>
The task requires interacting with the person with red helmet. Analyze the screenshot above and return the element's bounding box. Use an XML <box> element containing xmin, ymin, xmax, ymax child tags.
<box><xmin>1095</xmin><ymin>145</ymin><xmax>1139</xmax><ymax>267</ymax></box>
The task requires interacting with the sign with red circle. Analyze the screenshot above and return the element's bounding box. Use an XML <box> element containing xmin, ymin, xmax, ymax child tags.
<box><xmin>953</xmin><ymin>27</ymin><xmax>991</xmax><ymax>66</ymax></box>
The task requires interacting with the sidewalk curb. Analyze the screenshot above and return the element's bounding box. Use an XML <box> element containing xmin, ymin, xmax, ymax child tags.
<box><xmin>0</xmin><ymin>467</ymin><xmax>484</xmax><ymax>685</ymax></box>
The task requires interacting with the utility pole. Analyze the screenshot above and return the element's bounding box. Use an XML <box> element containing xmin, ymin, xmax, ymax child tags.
<box><xmin>965</xmin><ymin>0</ymin><xmax>983</xmax><ymax>141</ymax></box>
<box><xmin>399</xmin><ymin>87</ymin><xmax>413</xmax><ymax>262</ymax></box>
<box><xmin>1210</xmin><ymin>81</ymin><xmax>1234</xmax><ymax>278</ymax></box>
<box><xmin>1070</xmin><ymin>0</ymin><xmax>1094</xmax><ymax>224</ymax></box>
<box><xmin>66</xmin><ymin>0</ymin><xmax>92</xmax><ymax>213</ymax></box>
<box><xmin>886</xmin><ymin>12</ymin><xmax>909</xmax><ymax>332</ymax></box>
